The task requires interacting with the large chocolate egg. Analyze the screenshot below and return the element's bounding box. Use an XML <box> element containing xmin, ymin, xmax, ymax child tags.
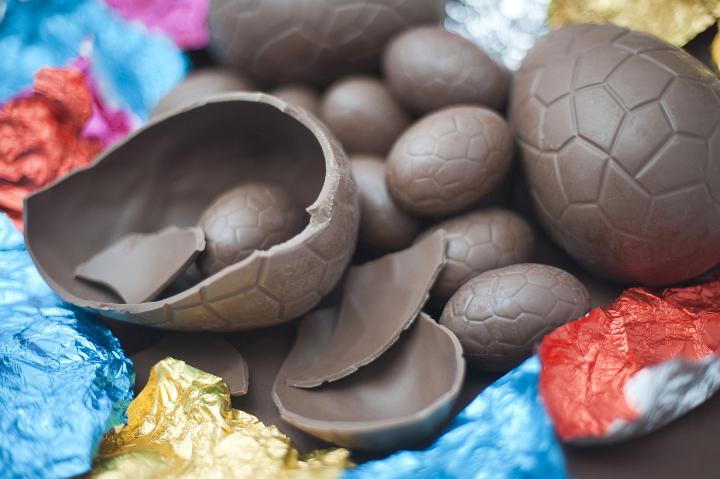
<box><xmin>510</xmin><ymin>24</ymin><xmax>720</xmax><ymax>286</ymax></box>
<box><xmin>440</xmin><ymin>263</ymin><xmax>590</xmax><ymax>371</ymax></box>
<box><xmin>209</xmin><ymin>0</ymin><xmax>442</xmax><ymax>85</ymax></box>
<box><xmin>383</xmin><ymin>26</ymin><xmax>509</xmax><ymax>114</ymax></box>
<box><xmin>25</xmin><ymin>93</ymin><xmax>359</xmax><ymax>331</ymax></box>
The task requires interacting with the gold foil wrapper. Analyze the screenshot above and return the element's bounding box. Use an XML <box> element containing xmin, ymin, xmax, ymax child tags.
<box><xmin>548</xmin><ymin>0</ymin><xmax>720</xmax><ymax>46</ymax></box>
<box><xmin>88</xmin><ymin>358</ymin><xmax>351</xmax><ymax>479</ymax></box>
<box><xmin>712</xmin><ymin>21</ymin><xmax>720</xmax><ymax>69</ymax></box>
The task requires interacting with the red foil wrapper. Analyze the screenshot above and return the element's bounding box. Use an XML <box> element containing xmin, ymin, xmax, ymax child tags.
<box><xmin>0</xmin><ymin>67</ymin><xmax>102</xmax><ymax>228</ymax></box>
<box><xmin>539</xmin><ymin>278</ymin><xmax>720</xmax><ymax>443</ymax></box>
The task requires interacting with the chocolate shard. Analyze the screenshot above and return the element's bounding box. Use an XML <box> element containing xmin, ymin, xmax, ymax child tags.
<box><xmin>74</xmin><ymin>226</ymin><xmax>205</xmax><ymax>304</ymax></box>
<box><xmin>286</xmin><ymin>230</ymin><xmax>446</xmax><ymax>388</ymax></box>
<box><xmin>131</xmin><ymin>333</ymin><xmax>249</xmax><ymax>396</ymax></box>
<box><xmin>273</xmin><ymin>310</ymin><xmax>465</xmax><ymax>451</ymax></box>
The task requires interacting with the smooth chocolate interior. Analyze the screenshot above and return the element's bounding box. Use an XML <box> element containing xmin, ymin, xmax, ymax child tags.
<box><xmin>26</xmin><ymin>98</ymin><xmax>325</xmax><ymax>303</ymax></box>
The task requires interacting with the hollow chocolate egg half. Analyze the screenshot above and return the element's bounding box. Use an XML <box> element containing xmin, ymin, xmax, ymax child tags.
<box><xmin>24</xmin><ymin>93</ymin><xmax>359</xmax><ymax>331</ymax></box>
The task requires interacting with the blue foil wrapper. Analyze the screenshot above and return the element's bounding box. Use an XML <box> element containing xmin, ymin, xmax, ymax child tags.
<box><xmin>0</xmin><ymin>0</ymin><xmax>187</xmax><ymax>118</ymax></box>
<box><xmin>345</xmin><ymin>357</ymin><xmax>567</xmax><ymax>479</ymax></box>
<box><xmin>0</xmin><ymin>214</ymin><xmax>134</xmax><ymax>479</ymax></box>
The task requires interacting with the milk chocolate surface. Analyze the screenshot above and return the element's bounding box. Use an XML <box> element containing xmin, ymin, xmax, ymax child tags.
<box><xmin>74</xmin><ymin>226</ymin><xmax>205</xmax><ymax>304</ymax></box>
<box><xmin>387</xmin><ymin>106</ymin><xmax>513</xmax><ymax>217</ymax></box>
<box><xmin>286</xmin><ymin>230</ymin><xmax>445</xmax><ymax>388</ymax></box>
<box><xmin>131</xmin><ymin>333</ymin><xmax>249</xmax><ymax>396</ymax></box>
<box><xmin>273</xmin><ymin>311</ymin><xmax>465</xmax><ymax>450</ymax></box>
<box><xmin>510</xmin><ymin>23</ymin><xmax>720</xmax><ymax>286</ymax></box>
<box><xmin>441</xmin><ymin>263</ymin><xmax>590</xmax><ymax>371</ymax></box>
<box><xmin>383</xmin><ymin>26</ymin><xmax>508</xmax><ymax>114</ymax></box>
<box><xmin>320</xmin><ymin>76</ymin><xmax>411</xmax><ymax>155</ymax></box>
<box><xmin>270</xmin><ymin>84</ymin><xmax>321</xmax><ymax>115</ymax></box>
<box><xmin>351</xmin><ymin>156</ymin><xmax>420</xmax><ymax>252</ymax></box>
<box><xmin>25</xmin><ymin>93</ymin><xmax>359</xmax><ymax>331</ymax></box>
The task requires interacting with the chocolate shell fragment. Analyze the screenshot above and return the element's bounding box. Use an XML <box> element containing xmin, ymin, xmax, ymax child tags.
<box><xmin>273</xmin><ymin>311</ymin><xmax>465</xmax><ymax>451</ymax></box>
<box><xmin>75</xmin><ymin>226</ymin><xmax>205</xmax><ymax>304</ymax></box>
<box><xmin>25</xmin><ymin>93</ymin><xmax>359</xmax><ymax>331</ymax></box>
<box><xmin>131</xmin><ymin>333</ymin><xmax>249</xmax><ymax>396</ymax></box>
<box><xmin>510</xmin><ymin>24</ymin><xmax>720</xmax><ymax>286</ymax></box>
<box><xmin>286</xmin><ymin>230</ymin><xmax>445</xmax><ymax>388</ymax></box>
<box><xmin>270</xmin><ymin>84</ymin><xmax>321</xmax><ymax>115</ymax></box>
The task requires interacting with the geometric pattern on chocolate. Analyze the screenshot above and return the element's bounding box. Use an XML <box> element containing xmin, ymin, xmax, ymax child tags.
<box><xmin>209</xmin><ymin>0</ymin><xmax>440</xmax><ymax>84</ymax></box>
<box><xmin>510</xmin><ymin>24</ymin><xmax>720</xmax><ymax>286</ymax></box>
<box><xmin>442</xmin><ymin>263</ymin><xmax>589</xmax><ymax>365</ymax></box>
<box><xmin>389</xmin><ymin>107</ymin><xmax>512</xmax><ymax>215</ymax></box>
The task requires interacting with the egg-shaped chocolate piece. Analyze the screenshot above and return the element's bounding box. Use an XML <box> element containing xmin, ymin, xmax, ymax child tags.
<box><xmin>270</xmin><ymin>84</ymin><xmax>320</xmax><ymax>116</ymax></box>
<box><xmin>441</xmin><ymin>263</ymin><xmax>590</xmax><ymax>371</ymax></box>
<box><xmin>387</xmin><ymin>106</ymin><xmax>513</xmax><ymax>217</ymax></box>
<box><xmin>428</xmin><ymin>208</ymin><xmax>535</xmax><ymax>302</ymax></box>
<box><xmin>351</xmin><ymin>156</ymin><xmax>420</xmax><ymax>252</ymax></box>
<box><xmin>209</xmin><ymin>0</ymin><xmax>442</xmax><ymax>85</ymax></box>
<box><xmin>383</xmin><ymin>26</ymin><xmax>509</xmax><ymax>114</ymax></box>
<box><xmin>321</xmin><ymin>76</ymin><xmax>411</xmax><ymax>155</ymax></box>
<box><xmin>198</xmin><ymin>183</ymin><xmax>306</xmax><ymax>277</ymax></box>
<box><xmin>151</xmin><ymin>68</ymin><xmax>254</xmax><ymax>118</ymax></box>
<box><xmin>24</xmin><ymin>93</ymin><xmax>359</xmax><ymax>331</ymax></box>
<box><xmin>510</xmin><ymin>24</ymin><xmax>720</xmax><ymax>286</ymax></box>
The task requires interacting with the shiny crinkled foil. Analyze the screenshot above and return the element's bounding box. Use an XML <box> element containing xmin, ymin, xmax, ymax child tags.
<box><xmin>548</xmin><ymin>0</ymin><xmax>720</xmax><ymax>46</ymax></box>
<box><xmin>89</xmin><ymin>358</ymin><xmax>351</xmax><ymax>479</ymax></box>
<box><xmin>445</xmin><ymin>0</ymin><xmax>550</xmax><ymax>70</ymax></box>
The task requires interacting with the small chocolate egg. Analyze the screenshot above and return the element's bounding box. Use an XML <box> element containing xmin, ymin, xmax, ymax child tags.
<box><xmin>351</xmin><ymin>156</ymin><xmax>420</xmax><ymax>252</ymax></box>
<box><xmin>428</xmin><ymin>208</ymin><xmax>535</xmax><ymax>302</ymax></box>
<box><xmin>387</xmin><ymin>106</ymin><xmax>513</xmax><ymax>217</ymax></box>
<box><xmin>270</xmin><ymin>84</ymin><xmax>320</xmax><ymax>116</ymax></box>
<box><xmin>198</xmin><ymin>183</ymin><xmax>306</xmax><ymax>277</ymax></box>
<box><xmin>151</xmin><ymin>68</ymin><xmax>254</xmax><ymax>118</ymax></box>
<box><xmin>383</xmin><ymin>26</ymin><xmax>508</xmax><ymax>114</ymax></box>
<box><xmin>321</xmin><ymin>76</ymin><xmax>411</xmax><ymax>155</ymax></box>
<box><xmin>440</xmin><ymin>263</ymin><xmax>590</xmax><ymax>371</ymax></box>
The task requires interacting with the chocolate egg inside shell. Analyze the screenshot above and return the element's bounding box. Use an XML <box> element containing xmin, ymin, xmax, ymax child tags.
<box><xmin>320</xmin><ymin>76</ymin><xmax>411</xmax><ymax>155</ymax></box>
<box><xmin>198</xmin><ymin>183</ymin><xmax>306</xmax><ymax>277</ymax></box>
<box><xmin>440</xmin><ymin>263</ymin><xmax>590</xmax><ymax>371</ymax></box>
<box><xmin>351</xmin><ymin>155</ymin><xmax>420</xmax><ymax>252</ymax></box>
<box><xmin>151</xmin><ymin>68</ymin><xmax>254</xmax><ymax>118</ymax></box>
<box><xmin>387</xmin><ymin>106</ymin><xmax>514</xmax><ymax>217</ymax></box>
<box><xmin>209</xmin><ymin>0</ymin><xmax>443</xmax><ymax>85</ymax></box>
<box><xmin>427</xmin><ymin>208</ymin><xmax>535</xmax><ymax>303</ymax></box>
<box><xmin>273</xmin><ymin>310</ymin><xmax>465</xmax><ymax>451</ymax></box>
<box><xmin>383</xmin><ymin>26</ymin><xmax>509</xmax><ymax>114</ymax></box>
<box><xmin>24</xmin><ymin>93</ymin><xmax>359</xmax><ymax>331</ymax></box>
<box><xmin>270</xmin><ymin>84</ymin><xmax>321</xmax><ymax>116</ymax></box>
<box><xmin>510</xmin><ymin>24</ymin><xmax>720</xmax><ymax>286</ymax></box>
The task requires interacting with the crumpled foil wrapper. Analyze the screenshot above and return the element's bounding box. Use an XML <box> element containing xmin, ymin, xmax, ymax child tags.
<box><xmin>345</xmin><ymin>357</ymin><xmax>567</xmax><ymax>479</ymax></box>
<box><xmin>90</xmin><ymin>357</ymin><xmax>351</xmax><ymax>479</ymax></box>
<box><xmin>104</xmin><ymin>0</ymin><xmax>210</xmax><ymax>50</ymax></box>
<box><xmin>548</xmin><ymin>0</ymin><xmax>720</xmax><ymax>46</ymax></box>
<box><xmin>444</xmin><ymin>0</ymin><xmax>550</xmax><ymax>70</ymax></box>
<box><xmin>0</xmin><ymin>0</ymin><xmax>186</xmax><ymax>118</ymax></box>
<box><xmin>539</xmin><ymin>278</ymin><xmax>720</xmax><ymax>443</ymax></box>
<box><xmin>0</xmin><ymin>214</ymin><xmax>134</xmax><ymax>479</ymax></box>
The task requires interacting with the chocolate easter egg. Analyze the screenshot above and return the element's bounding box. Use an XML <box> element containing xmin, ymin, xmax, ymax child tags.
<box><xmin>383</xmin><ymin>26</ymin><xmax>509</xmax><ymax>114</ymax></box>
<box><xmin>209</xmin><ymin>0</ymin><xmax>442</xmax><ymax>85</ymax></box>
<box><xmin>510</xmin><ymin>24</ymin><xmax>720</xmax><ymax>286</ymax></box>
<box><xmin>270</xmin><ymin>84</ymin><xmax>321</xmax><ymax>115</ymax></box>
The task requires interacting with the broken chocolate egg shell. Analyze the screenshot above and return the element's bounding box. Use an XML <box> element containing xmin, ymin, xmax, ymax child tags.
<box><xmin>198</xmin><ymin>183</ymin><xmax>306</xmax><ymax>277</ymax></box>
<box><xmin>387</xmin><ymin>106</ymin><xmax>514</xmax><ymax>217</ymax></box>
<box><xmin>273</xmin><ymin>310</ymin><xmax>465</xmax><ymax>451</ymax></box>
<box><xmin>131</xmin><ymin>333</ymin><xmax>249</xmax><ymax>396</ymax></box>
<box><xmin>270</xmin><ymin>84</ymin><xmax>321</xmax><ymax>116</ymax></box>
<box><xmin>286</xmin><ymin>230</ymin><xmax>445</xmax><ymax>388</ymax></box>
<box><xmin>320</xmin><ymin>76</ymin><xmax>411</xmax><ymax>155</ymax></box>
<box><xmin>383</xmin><ymin>26</ymin><xmax>509</xmax><ymax>114</ymax></box>
<box><xmin>209</xmin><ymin>0</ymin><xmax>443</xmax><ymax>85</ymax></box>
<box><xmin>351</xmin><ymin>155</ymin><xmax>421</xmax><ymax>252</ymax></box>
<box><xmin>427</xmin><ymin>208</ymin><xmax>535</xmax><ymax>303</ymax></box>
<box><xmin>441</xmin><ymin>263</ymin><xmax>590</xmax><ymax>372</ymax></box>
<box><xmin>151</xmin><ymin>68</ymin><xmax>255</xmax><ymax>118</ymax></box>
<box><xmin>24</xmin><ymin>93</ymin><xmax>359</xmax><ymax>331</ymax></box>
